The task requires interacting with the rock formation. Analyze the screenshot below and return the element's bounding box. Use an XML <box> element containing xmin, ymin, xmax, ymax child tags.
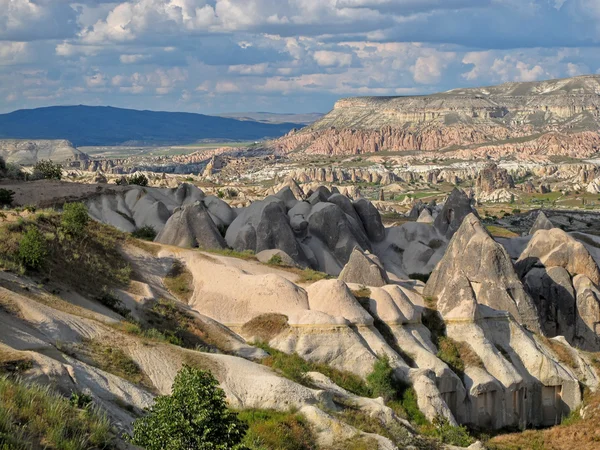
<box><xmin>516</xmin><ymin>228</ymin><xmax>600</xmax><ymax>350</ymax></box>
<box><xmin>433</xmin><ymin>188</ymin><xmax>479</xmax><ymax>239</ymax></box>
<box><xmin>338</xmin><ymin>247</ymin><xmax>390</xmax><ymax>287</ymax></box>
<box><xmin>475</xmin><ymin>163</ymin><xmax>515</xmax><ymax>194</ymax></box>
<box><xmin>272</xmin><ymin>75</ymin><xmax>600</xmax><ymax>159</ymax></box>
<box><xmin>529</xmin><ymin>211</ymin><xmax>554</xmax><ymax>234</ymax></box>
<box><xmin>155</xmin><ymin>201</ymin><xmax>227</xmax><ymax>249</ymax></box>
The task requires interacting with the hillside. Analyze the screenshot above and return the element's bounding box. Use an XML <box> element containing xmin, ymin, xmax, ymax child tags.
<box><xmin>219</xmin><ymin>111</ymin><xmax>324</xmax><ymax>125</ymax></box>
<box><xmin>272</xmin><ymin>75</ymin><xmax>600</xmax><ymax>158</ymax></box>
<box><xmin>0</xmin><ymin>105</ymin><xmax>304</xmax><ymax>147</ymax></box>
<box><xmin>0</xmin><ymin>139</ymin><xmax>85</xmax><ymax>165</ymax></box>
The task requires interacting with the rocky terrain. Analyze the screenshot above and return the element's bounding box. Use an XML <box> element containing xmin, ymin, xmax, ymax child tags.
<box><xmin>0</xmin><ymin>139</ymin><xmax>86</xmax><ymax>165</ymax></box>
<box><xmin>2</xmin><ymin>178</ymin><xmax>599</xmax><ymax>449</ymax></box>
<box><xmin>271</xmin><ymin>75</ymin><xmax>600</xmax><ymax>159</ymax></box>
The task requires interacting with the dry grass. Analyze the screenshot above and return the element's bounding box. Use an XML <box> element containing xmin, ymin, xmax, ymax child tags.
<box><xmin>73</xmin><ymin>338</ymin><xmax>155</xmax><ymax>392</ymax></box>
<box><xmin>538</xmin><ymin>336</ymin><xmax>578</xmax><ymax>369</ymax></box>
<box><xmin>490</xmin><ymin>392</ymin><xmax>600</xmax><ymax>450</ymax></box>
<box><xmin>486</xmin><ymin>225</ymin><xmax>519</xmax><ymax>238</ymax></box>
<box><xmin>241</xmin><ymin>314</ymin><xmax>290</xmax><ymax>342</ymax></box>
<box><xmin>0</xmin><ymin>345</ymin><xmax>32</xmax><ymax>374</ymax></box>
<box><xmin>163</xmin><ymin>260</ymin><xmax>194</xmax><ymax>302</ymax></box>
<box><xmin>126</xmin><ymin>237</ymin><xmax>160</xmax><ymax>256</ymax></box>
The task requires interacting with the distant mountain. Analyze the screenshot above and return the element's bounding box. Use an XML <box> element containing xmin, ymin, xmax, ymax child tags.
<box><xmin>0</xmin><ymin>105</ymin><xmax>305</xmax><ymax>147</ymax></box>
<box><xmin>272</xmin><ymin>74</ymin><xmax>600</xmax><ymax>159</ymax></box>
<box><xmin>218</xmin><ymin>112</ymin><xmax>323</xmax><ymax>125</ymax></box>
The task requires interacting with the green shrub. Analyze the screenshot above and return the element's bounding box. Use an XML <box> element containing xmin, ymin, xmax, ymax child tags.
<box><xmin>129</xmin><ymin>365</ymin><xmax>247</xmax><ymax>450</ymax></box>
<box><xmin>0</xmin><ymin>189</ymin><xmax>14</xmax><ymax>206</ymax></box>
<box><xmin>69</xmin><ymin>392</ymin><xmax>93</xmax><ymax>409</ymax></box>
<box><xmin>32</xmin><ymin>160</ymin><xmax>62</xmax><ymax>180</ymax></box>
<box><xmin>18</xmin><ymin>226</ymin><xmax>48</xmax><ymax>270</ymax></box>
<box><xmin>425</xmin><ymin>416</ymin><xmax>474</xmax><ymax>447</ymax></box>
<box><xmin>132</xmin><ymin>225</ymin><xmax>157</xmax><ymax>241</ymax></box>
<box><xmin>127</xmin><ymin>173</ymin><xmax>149</xmax><ymax>187</ymax></box>
<box><xmin>61</xmin><ymin>202</ymin><xmax>89</xmax><ymax>236</ymax></box>
<box><xmin>366</xmin><ymin>355</ymin><xmax>397</xmax><ymax>402</ymax></box>
<box><xmin>238</xmin><ymin>409</ymin><xmax>316</xmax><ymax>450</ymax></box>
<box><xmin>267</xmin><ymin>254</ymin><xmax>283</xmax><ymax>266</ymax></box>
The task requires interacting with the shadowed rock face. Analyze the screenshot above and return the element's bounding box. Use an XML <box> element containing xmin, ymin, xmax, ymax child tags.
<box><xmin>338</xmin><ymin>248</ymin><xmax>390</xmax><ymax>287</ymax></box>
<box><xmin>517</xmin><ymin>228</ymin><xmax>600</xmax><ymax>350</ymax></box>
<box><xmin>529</xmin><ymin>211</ymin><xmax>554</xmax><ymax>235</ymax></box>
<box><xmin>424</xmin><ymin>214</ymin><xmax>541</xmax><ymax>332</ymax></box>
<box><xmin>433</xmin><ymin>188</ymin><xmax>479</xmax><ymax>240</ymax></box>
<box><xmin>155</xmin><ymin>201</ymin><xmax>226</xmax><ymax>249</ymax></box>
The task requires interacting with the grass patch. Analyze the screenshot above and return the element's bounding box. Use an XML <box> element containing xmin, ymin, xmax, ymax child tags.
<box><xmin>238</xmin><ymin>409</ymin><xmax>317</xmax><ymax>450</ymax></box>
<box><xmin>206</xmin><ymin>248</ymin><xmax>257</xmax><ymax>260</ymax></box>
<box><xmin>163</xmin><ymin>260</ymin><xmax>194</xmax><ymax>302</ymax></box>
<box><xmin>538</xmin><ymin>336</ymin><xmax>578</xmax><ymax>369</ymax></box>
<box><xmin>73</xmin><ymin>339</ymin><xmax>154</xmax><ymax>391</ymax></box>
<box><xmin>241</xmin><ymin>314</ymin><xmax>290</xmax><ymax>342</ymax></box>
<box><xmin>126</xmin><ymin>236</ymin><xmax>160</xmax><ymax>256</ymax></box>
<box><xmin>256</xmin><ymin>343</ymin><xmax>372</xmax><ymax>398</ymax></box>
<box><xmin>436</xmin><ymin>337</ymin><xmax>483</xmax><ymax>379</ymax></box>
<box><xmin>0</xmin><ymin>376</ymin><xmax>112</xmax><ymax>450</ymax></box>
<box><xmin>0</xmin><ymin>212</ymin><xmax>131</xmax><ymax>293</ymax></box>
<box><xmin>486</xmin><ymin>225</ymin><xmax>519</xmax><ymax>238</ymax></box>
<box><xmin>0</xmin><ymin>346</ymin><xmax>33</xmax><ymax>374</ymax></box>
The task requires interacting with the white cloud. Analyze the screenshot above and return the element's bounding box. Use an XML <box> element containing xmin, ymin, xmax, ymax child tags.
<box><xmin>411</xmin><ymin>52</ymin><xmax>455</xmax><ymax>84</ymax></box>
<box><xmin>120</xmin><ymin>54</ymin><xmax>149</xmax><ymax>64</ymax></box>
<box><xmin>313</xmin><ymin>50</ymin><xmax>353</xmax><ymax>67</ymax></box>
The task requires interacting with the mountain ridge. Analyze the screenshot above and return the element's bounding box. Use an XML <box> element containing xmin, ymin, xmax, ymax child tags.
<box><xmin>272</xmin><ymin>74</ymin><xmax>600</xmax><ymax>158</ymax></box>
<box><xmin>0</xmin><ymin>105</ymin><xmax>304</xmax><ymax>147</ymax></box>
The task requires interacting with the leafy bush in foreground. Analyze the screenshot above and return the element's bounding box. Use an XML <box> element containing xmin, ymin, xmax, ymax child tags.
<box><xmin>130</xmin><ymin>365</ymin><xmax>247</xmax><ymax>450</ymax></box>
<box><xmin>18</xmin><ymin>226</ymin><xmax>48</xmax><ymax>270</ymax></box>
<box><xmin>32</xmin><ymin>160</ymin><xmax>62</xmax><ymax>180</ymax></box>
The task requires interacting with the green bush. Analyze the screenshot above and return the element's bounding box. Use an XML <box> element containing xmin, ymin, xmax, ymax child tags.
<box><xmin>366</xmin><ymin>355</ymin><xmax>397</xmax><ymax>402</ymax></box>
<box><xmin>61</xmin><ymin>202</ymin><xmax>89</xmax><ymax>236</ymax></box>
<box><xmin>0</xmin><ymin>189</ymin><xmax>14</xmax><ymax>206</ymax></box>
<box><xmin>132</xmin><ymin>225</ymin><xmax>157</xmax><ymax>241</ymax></box>
<box><xmin>127</xmin><ymin>173</ymin><xmax>148</xmax><ymax>186</ymax></box>
<box><xmin>130</xmin><ymin>365</ymin><xmax>247</xmax><ymax>450</ymax></box>
<box><xmin>18</xmin><ymin>226</ymin><xmax>48</xmax><ymax>270</ymax></box>
<box><xmin>238</xmin><ymin>409</ymin><xmax>316</xmax><ymax>450</ymax></box>
<box><xmin>426</xmin><ymin>416</ymin><xmax>474</xmax><ymax>447</ymax></box>
<box><xmin>32</xmin><ymin>160</ymin><xmax>62</xmax><ymax>180</ymax></box>
<box><xmin>267</xmin><ymin>254</ymin><xmax>283</xmax><ymax>266</ymax></box>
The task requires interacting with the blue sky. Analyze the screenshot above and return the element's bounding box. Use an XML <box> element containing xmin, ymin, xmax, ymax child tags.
<box><xmin>1</xmin><ymin>0</ymin><xmax>600</xmax><ymax>114</ymax></box>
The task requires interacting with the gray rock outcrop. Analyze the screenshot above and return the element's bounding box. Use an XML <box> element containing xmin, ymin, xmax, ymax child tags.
<box><xmin>529</xmin><ymin>211</ymin><xmax>554</xmax><ymax>235</ymax></box>
<box><xmin>434</xmin><ymin>188</ymin><xmax>479</xmax><ymax>239</ymax></box>
<box><xmin>155</xmin><ymin>201</ymin><xmax>226</xmax><ymax>249</ymax></box>
<box><xmin>338</xmin><ymin>247</ymin><xmax>390</xmax><ymax>287</ymax></box>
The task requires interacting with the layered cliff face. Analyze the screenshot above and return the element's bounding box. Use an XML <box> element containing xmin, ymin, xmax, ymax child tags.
<box><xmin>0</xmin><ymin>139</ymin><xmax>86</xmax><ymax>165</ymax></box>
<box><xmin>272</xmin><ymin>75</ymin><xmax>600</xmax><ymax>158</ymax></box>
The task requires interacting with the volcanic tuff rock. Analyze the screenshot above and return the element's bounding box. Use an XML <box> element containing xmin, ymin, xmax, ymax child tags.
<box><xmin>0</xmin><ymin>139</ymin><xmax>86</xmax><ymax>164</ymax></box>
<box><xmin>529</xmin><ymin>211</ymin><xmax>554</xmax><ymax>234</ymax></box>
<box><xmin>424</xmin><ymin>214</ymin><xmax>541</xmax><ymax>332</ymax></box>
<box><xmin>338</xmin><ymin>247</ymin><xmax>390</xmax><ymax>287</ymax></box>
<box><xmin>434</xmin><ymin>188</ymin><xmax>479</xmax><ymax>239</ymax></box>
<box><xmin>272</xmin><ymin>75</ymin><xmax>600</xmax><ymax>158</ymax></box>
<box><xmin>475</xmin><ymin>163</ymin><xmax>515</xmax><ymax>194</ymax></box>
<box><xmin>155</xmin><ymin>201</ymin><xmax>227</xmax><ymax>249</ymax></box>
<box><xmin>516</xmin><ymin>228</ymin><xmax>600</xmax><ymax>350</ymax></box>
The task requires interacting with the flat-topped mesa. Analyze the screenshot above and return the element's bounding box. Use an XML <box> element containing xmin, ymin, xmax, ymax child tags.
<box><xmin>273</xmin><ymin>75</ymin><xmax>600</xmax><ymax>157</ymax></box>
<box><xmin>424</xmin><ymin>214</ymin><xmax>541</xmax><ymax>332</ymax></box>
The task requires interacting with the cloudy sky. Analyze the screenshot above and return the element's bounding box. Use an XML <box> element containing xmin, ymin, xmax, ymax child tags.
<box><xmin>1</xmin><ymin>0</ymin><xmax>600</xmax><ymax>114</ymax></box>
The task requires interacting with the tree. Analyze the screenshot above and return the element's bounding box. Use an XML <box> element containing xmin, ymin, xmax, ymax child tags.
<box><xmin>61</xmin><ymin>202</ymin><xmax>89</xmax><ymax>236</ymax></box>
<box><xmin>130</xmin><ymin>365</ymin><xmax>248</xmax><ymax>450</ymax></box>
<box><xmin>127</xmin><ymin>173</ymin><xmax>148</xmax><ymax>186</ymax></box>
<box><xmin>33</xmin><ymin>160</ymin><xmax>62</xmax><ymax>180</ymax></box>
<box><xmin>0</xmin><ymin>189</ymin><xmax>15</xmax><ymax>206</ymax></box>
<box><xmin>366</xmin><ymin>355</ymin><xmax>397</xmax><ymax>402</ymax></box>
<box><xmin>18</xmin><ymin>227</ymin><xmax>48</xmax><ymax>270</ymax></box>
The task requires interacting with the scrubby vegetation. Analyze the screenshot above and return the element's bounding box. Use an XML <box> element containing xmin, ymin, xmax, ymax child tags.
<box><xmin>130</xmin><ymin>365</ymin><xmax>247</xmax><ymax>450</ymax></box>
<box><xmin>131</xmin><ymin>225</ymin><xmax>157</xmax><ymax>241</ymax></box>
<box><xmin>0</xmin><ymin>207</ymin><xmax>131</xmax><ymax>291</ymax></box>
<box><xmin>0</xmin><ymin>376</ymin><xmax>112</xmax><ymax>450</ymax></box>
<box><xmin>207</xmin><ymin>248</ymin><xmax>257</xmax><ymax>260</ymax></box>
<box><xmin>32</xmin><ymin>160</ymin><xmax>63</xmax><ymax>180</ymax></box>
<box><xmin>238</xmin><ymin>409</ymin><xmax>317</xmax><ymax>450</ymax></box>
<box><xmin>163</xmin><ymin>260</ymin><xmax>194</xmax><ymax>301</ymax></box>
<box><xmin>0</xmin><ymin>189</ymin><xmax>14</xmax><ymax>206</ymax></box>
<box><xmin>256</xmin><ymin>343</ymin><xmax>372</xmax><ymax>398</ymax></box>
<box><xmin>241</xmin><ymin>314</ymin><xmax>290</xmax><ymax>342</ymax></box>
<box><xmin>126</xmin><ymin>173</ymin><xmax>149</xmax><ymax>187</ymax></box>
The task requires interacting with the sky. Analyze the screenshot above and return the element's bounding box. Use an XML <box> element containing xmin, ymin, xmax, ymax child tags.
<box><xmin>1</xmin><ymin>0</ymin><xmax>600</xmax><ymax>115</ymax></box>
